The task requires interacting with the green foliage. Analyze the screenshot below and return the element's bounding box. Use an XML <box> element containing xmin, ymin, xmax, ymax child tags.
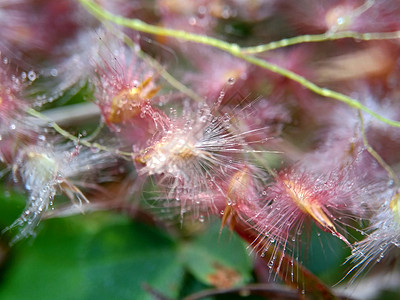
<box><xmin>0</xmin><ymin>203</ymin><xmax>253</xmax><ymax>300</ymax></box>
<box><xmin>0</xmin><ymin>212</ymin><xmax>183</xmax><ymax>300</ymax></box>
<box><xmin>180</xmin><ymin>222</ymin><xmax>252</xmax><ymax>288</ymax></box>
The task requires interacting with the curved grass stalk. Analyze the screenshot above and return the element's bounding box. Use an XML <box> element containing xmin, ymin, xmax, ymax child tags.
<box><xmin>78</xmin><ymin>0</ymin><xmax>400</xmax><ymax>128</ymax></box>
<box><xmin>26</xmin><ymin>108</ymin><xmax>133</xmax><ymax>158</ymax></box>
<box><xmin>242</xmin><ymin>31</ymin><xmax>400</xmax><ymax>54</ymax></box>
<box><xmin>358</xmin><ymin>110</ymin><xmax>400</xmax><ymax>188</ymax></box>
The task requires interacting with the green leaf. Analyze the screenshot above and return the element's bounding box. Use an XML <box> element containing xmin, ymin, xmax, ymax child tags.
<box><xmin>179</xmin><ymin>220</ymin><xmax>252</xmax><ymax>289</ymax></box>
<box><xmin>0</xmin><ymin>187</ymin><xmax>27</xmax><ymax>227</ymax></box>
<box><xmin>0</xmin><ymin>212</ymin><xmax>184</xmax><ymax>300</ymax></box>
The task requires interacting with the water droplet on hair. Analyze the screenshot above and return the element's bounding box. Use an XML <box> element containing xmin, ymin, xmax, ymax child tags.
<box><xmin>221</xmin><ymin>5</ymin><xmax>232</xmax><ymax>18</ymax></box>
<box><xmin>198</xmin><ymin>6</ymin><xmax>207</xmax><ymax>15</ymax></box>
<box><xmin>337</xmin><ymin>17</ymin><xmax>344</xmax><ymax>25</ymax></box>
<box><xmin>50</xmin><ymin>69</ymin><xmax>58</xmax><ymax>77</ymax></box>
<box><xmin>188</xmin><ymin>17</ymin><xmax>197</xmax><ymax>26</ymax></box>
<box><xmin>223</xmin><ymin>113</ymin><xmax>230</xmax><ymax>123</ymax></box>
<box><xmin>227</xmin><ymin>77</ymin><xmax>235</xmax><ymax>85</ymax></box>
<box><xmin>28</xmin><ymin>70</ymin><xmax>37</xmax><ymax>81</ymax></box>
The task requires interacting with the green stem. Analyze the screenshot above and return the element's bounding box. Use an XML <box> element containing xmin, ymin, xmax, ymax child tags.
<box><xmin>79</xmin><ymin>0</ymin><xmax>237</xmax><ymax>53</ymax></box>
<box><xmin>26</xmin><ymin>108</ymin><xmax>133</xmax><ymax>158</ymax></box>
<box><xmin>358</xmin><ymin>110</ymin><xmax>400</xmax><ymax>188</ymax></box>
<box><xmin>242</xmin><ymin>31</ymin><xmax>400</xmax><ymax>54</ymax></box>
<box><xmin>78</xmin><ymin>0</ymin><xmax>400</xmax><ymax>128</ymax></box>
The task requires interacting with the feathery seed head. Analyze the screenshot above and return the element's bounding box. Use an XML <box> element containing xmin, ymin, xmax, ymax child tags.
<box><xmin>345</xmin><ymin>188</ymin><xmax>400</xmax><ymax>281</ymax></box>
<box><xmin>254</xmin><ymin>166</ymin><xmax>358</xmax><ymax>257</ymax></box>
<box><xmin>93</xmin><ymin>44</ymin><xmax>160</xmax><ymax>126</ymax></box>
<box><xmin>6</xmin><ymin>142</ymin><xmax>117</xmax><ymax>242</ymax></box>
<box><xmin>135</xmin><ymin>101</ymin><xmax>270</xmax><ymax>217</ymax></box>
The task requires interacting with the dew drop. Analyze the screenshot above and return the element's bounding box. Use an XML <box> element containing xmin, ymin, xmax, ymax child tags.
<box><xmin>221</xmin><ymin>5</ymin><xmax>232</xmax><ymax>18</ymax></box>
<box><xmin>198</xmin><ymin>5</ymin><xmax>207</xmax><ymax>15</ymax></box>
<box><xmin>223</xmin><ymin>113</ymin><xmax>230</xmax><ymax>123</ymax></box>
<box><xmin>50</xmin><ymin>69</ymin><xmax>58</xmax><ymax>77</ymax></box>
<box><xmin>337</xmin><ymin>17</ymin><xmax>344</xmax><ymax>25</ymax></box>
<box><xmin>188</xmin><ymin>17</ymin><xmax>197</xmax><ymax>26</ymax></box>
<box><xmin>28</xmin><ymin>70</ymin><xmax>37</xmax><ymax>81</ymax></box>
<box><xmin>227</xmin><ymin>77</ymin><xmax>235</xmax><ymax>85</ymax></box>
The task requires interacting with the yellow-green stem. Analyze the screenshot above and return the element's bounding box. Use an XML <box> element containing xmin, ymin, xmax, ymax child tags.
<box><xmin>78</xmin><ymin>0</ymin><xmax>400</xmax><ymax>128</ymax></box>
<box><xmin>27</xmin><ymin>108</ymin><xmax>133</xmax><ymax>158</ymax></box>
<box><xmin>242</xmin><ymin>31</ymin><xmax>400</xmax><ymax>54</ymax></box>
<box><xmin>358</xmin><ymin>110</ymin><xmax>400</xmax><ymax>188</ymax></box>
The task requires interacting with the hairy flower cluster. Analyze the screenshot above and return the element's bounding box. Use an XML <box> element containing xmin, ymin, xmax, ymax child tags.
<box><xmin>2</xmin><ymin>1</ymin><xmax>400</xmax><ymax>297</ymax></box>
<box><xmin>133</xmin><ymin>102</ymin><xmax>268</xmax><ymax>218</ymax></box>
<box><xmin>0</xmin><ymin>58</ymin><xmax>118</xmax><ymax>242</ymax></box>
<box><xmin>6</xmin><ymin>142</ymin><xmax>116</xmax><ymax>242</ymax></box>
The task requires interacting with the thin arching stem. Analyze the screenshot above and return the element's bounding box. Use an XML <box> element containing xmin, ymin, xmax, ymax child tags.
<box><xmin>242</xmin><ymin>31</ymin><xmax>400</xmax><ymax>54</ymax></box>
<box><xmin>26</xmin><ymin>107</ymin><xmax>133</xmax><ymax>158</ymax></box>
<box><xmin>358</xmin><ymin>110</ymin><xmax>400</xmax><ymax>188</ymax></box>
<box><xmin>78</xmin><ymin>0</ymin><xmax>400</xmax><ymax>128</ymax></box>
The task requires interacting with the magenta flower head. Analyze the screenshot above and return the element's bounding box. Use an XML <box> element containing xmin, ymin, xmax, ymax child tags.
<box><xmin>250</xmin><ymin>163</ymin><xmax>365</xmax><ymax>278</ymax></box>
<box><xmin>134</xmin><ymin>100</ymin><xmax>269</xmax><ymax>219</ymax></box>
<box><xmin>213</xmin><ymin>163</ymin><xmax>266</xmax><ymax>230</ymax></box>
<box><xmin>5</xmin><ymin>142</ymin><xmax>116</xmax><ymax>243</ymax></box>
<box><xmin>91</xmin><ymin>42</ymin><xmax>167</xmax><ymax>146</ymax></box>
<box><xmin>345</xmin><ymin>187</ymin><xmax>400</xmax><ymax>282</ymax></box>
